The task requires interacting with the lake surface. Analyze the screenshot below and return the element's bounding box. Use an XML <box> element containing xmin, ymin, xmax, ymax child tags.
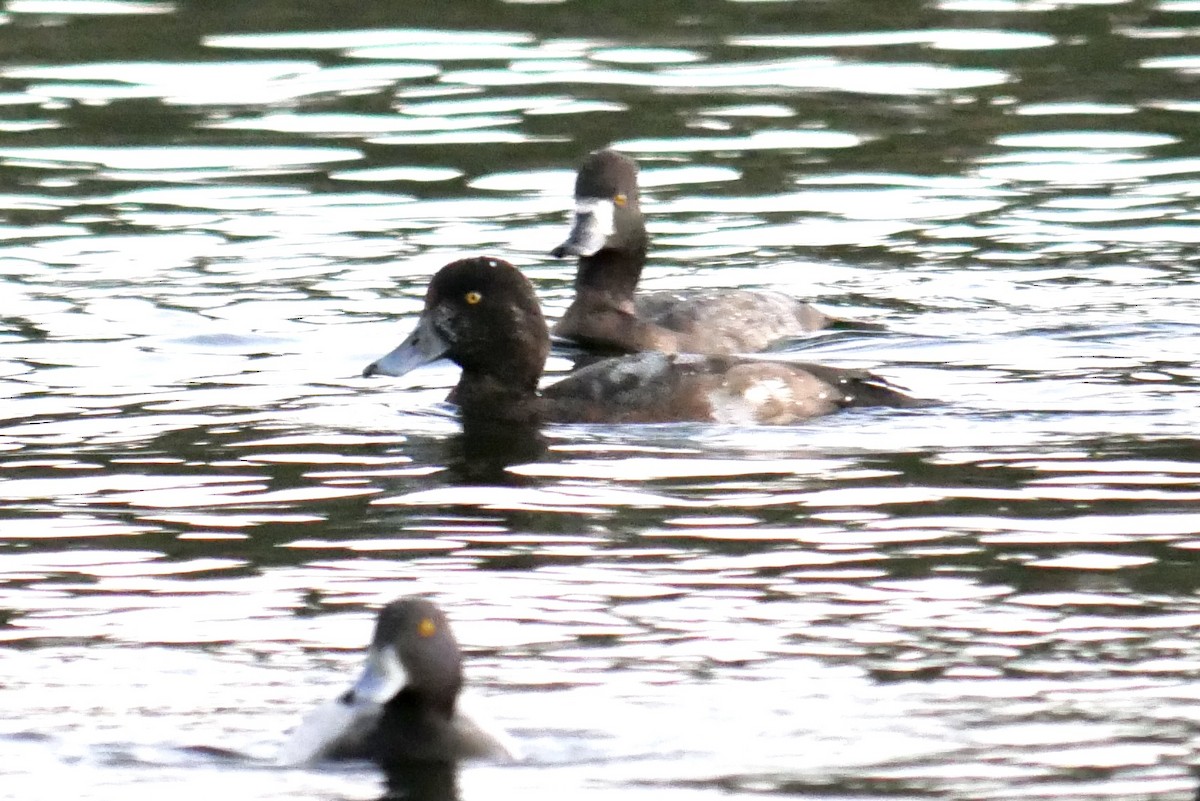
<box><xmin>3</xmin><ymin>0</ymin><xmax>1200</xmax><ymax>799</ymax></box>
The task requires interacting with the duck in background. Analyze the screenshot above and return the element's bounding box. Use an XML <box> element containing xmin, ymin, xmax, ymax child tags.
<box><xmin>550</xmin><ymin>149</ymin><xmax>883</xmax><ymax>356</ymax></box>
<box><xmin>362</xmin><ymin>257</ymin><xmax>927</xmax><ymax>429</ymax></box>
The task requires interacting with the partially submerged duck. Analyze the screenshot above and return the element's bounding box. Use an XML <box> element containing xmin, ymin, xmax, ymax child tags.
<box><xmin>361</xmin><ymin>257</ymin><xmax>926</xmax><ymax>426</ymax></box>
<box><xmin>551</xmin><ymin>149</ymin><xmax>882</xmax><ymax>355</ymax></box>
<box><xmin>279</xmin><ymin>597</ymin><xmax>517</xmax><ymax>769</ymax></box>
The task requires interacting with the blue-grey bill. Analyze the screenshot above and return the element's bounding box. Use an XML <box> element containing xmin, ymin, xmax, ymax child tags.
<box><xmin>276</xmin><ymin>646</ymin><xmax>408</xmax><ymax>766</ymax></box>
<box><xmin>349</xmin><ymin>645</ymin><xmax>408</xmax><ymax>705</ymax></box>
<box><xmin>363</xmin><ymin>315</ymin><xmax>449</xmax><ymax>378</ymax></box>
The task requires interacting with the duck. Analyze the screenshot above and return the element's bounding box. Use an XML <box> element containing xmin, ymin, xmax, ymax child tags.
<box><xmin>361</xmin><ymin>256</ymin><xmax>926</xmax><ymax>426</ymax></box>
<box><xmin>550</xmin><ymin>149</ymin><xmax>882</xmax><ymax>356</ymax></box>
<box><xmin>278</xmin><ymin>596</ymin><xmax>518</xmax><ymax>769</ymax></box>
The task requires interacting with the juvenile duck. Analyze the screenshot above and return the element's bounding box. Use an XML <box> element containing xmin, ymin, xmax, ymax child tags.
<box><xmin>551</xmin><ymin>149</ymin><xmax>881</xmax><ymax>355</ymax></box>
<box><xmin>361</xmin><ymin>257</ymin><xmax>925</xmax><ymax>426</ymax></box>
<box><xmin>279</xmin><ymin>597</ymin><xmax>517</xmax><ymax>769</ymax></box>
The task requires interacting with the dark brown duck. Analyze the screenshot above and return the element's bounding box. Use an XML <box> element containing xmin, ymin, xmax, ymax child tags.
<box><xmin>279</xmin><ymin>596</ymin><xmax>517</xmax><ymax>770</ymax></box>
<box><xmin>362</xmin><ymin>257</ymin><xmax>926</xmax><ymax>427</ymax></box>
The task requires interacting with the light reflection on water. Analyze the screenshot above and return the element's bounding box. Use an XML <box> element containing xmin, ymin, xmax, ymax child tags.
<box><xmin>3</xmin><ymin>1</ymin><xmax>1200</xmax><ymax>800</ymax></box>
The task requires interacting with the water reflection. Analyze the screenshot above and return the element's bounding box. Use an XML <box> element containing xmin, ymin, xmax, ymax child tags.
<box><xmin>442</xmin><ymin>427</ymin><xmax>549</xmax><ymax>484</ymax></box>
<box><xmin>5</xmin><ymin>0</ymin><xmax>1200</xmax><ymax>799</ymax></box>
<box><xmin>383</xmin><ymin>762</ymin><xmax>460</xmax><ymax>801</ymax></box>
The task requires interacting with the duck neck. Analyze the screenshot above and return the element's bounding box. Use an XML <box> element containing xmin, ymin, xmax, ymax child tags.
<box><xmin>390</xmin><ymin>682</ymin><xmax>459</xmax><ymax>719</ymax></box>
<box><xmin>455</xmin><ymin>370</ymin><xmax>544</xmax><ymax>427</ymax></box>
<box><xmin>574</xmin><ymin>243</ymin><xmax>646</xmax><ymax>313</ymax></box>
<box><xmin>452</xmin><ymin>313</ymin><xmax>550</xmax><ymax>426</ymax></box>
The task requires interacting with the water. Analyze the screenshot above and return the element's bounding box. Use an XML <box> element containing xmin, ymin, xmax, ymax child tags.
<box><xmin>3</xmin><ymin>1</ymin><xmax>1200</xmax><ymax>799</ymax></box>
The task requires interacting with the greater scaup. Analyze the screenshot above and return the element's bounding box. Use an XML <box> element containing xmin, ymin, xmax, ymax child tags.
<box><xmin>551</xmin><ymin>149</ymin><xmax>881</xmax><ymax>355</ymax></box>
<box><xmin>279</xmin><ymin>597</ymin><xmax>517</xmax><ymax>769</ymax></box>
<box><xmin>361</xmin><ymin>257</ymin><xmax>926</xmax><ymax>426</ymax></box>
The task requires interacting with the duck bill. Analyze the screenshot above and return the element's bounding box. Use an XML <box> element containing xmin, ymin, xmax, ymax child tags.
<box><xmin>363</xmin><ymin>314</ymin><xmax>449</xmax><ymax>378</ymax></box>
<box><xmin>551</xmin><ymin>197</ymin><xmax>615</xmax><ymax>258</ymax></box>
<box><xmin>277</xmin><ymin>646</ymin><xmax>409</xmax><ymax>766</ymax></box>
<box><xmin>349</xmin><ymin>644</ymin><xmax>409</xmax><ymax>704</ymax></box>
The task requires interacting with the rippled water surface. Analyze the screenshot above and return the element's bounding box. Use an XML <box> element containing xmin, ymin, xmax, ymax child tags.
<box><xmin>4</xmin><ymin>1</ymin><xmax>1200</xmax><ymax>799</ymax></box>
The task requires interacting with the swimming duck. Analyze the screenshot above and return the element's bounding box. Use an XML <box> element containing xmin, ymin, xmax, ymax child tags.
<box><xmin>361</xmin><ymin>257</ymin><xmax>925</xmax><ymax>426</ymax></box>
<box><xmin>279</xmin><ymin>597</ymin><xmax>517</xmax><ymax>769</ymax></box>
<box><xmin>551</xmin><ymin>149</ymin><xmax>881</xmax><ymax>355</ymax></box>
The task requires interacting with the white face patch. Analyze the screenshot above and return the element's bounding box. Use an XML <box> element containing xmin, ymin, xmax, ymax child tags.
<box><xmin>575</xmin><ymin>197</ymin><xmax>616</xmax><ymax>231</ymax></box>
<box><xmin>567</xmin><ymin>197</ymin><xmax>617</xmax><ymax>256</ymax></box>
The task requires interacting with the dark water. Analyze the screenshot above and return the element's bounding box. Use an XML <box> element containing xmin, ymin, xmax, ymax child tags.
<box><xmin>3</xmin><ymin>1</ymin><xmax>1200</xmax><ymax>799</ymax></box>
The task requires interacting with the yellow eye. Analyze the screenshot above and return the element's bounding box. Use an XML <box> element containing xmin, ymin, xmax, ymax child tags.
<box><xmin>614</xmin><ymin>193</ymin><xmax>627</xmax><ymax>207</ymax></box>
<box><xmin>464</xmin><ymin>291</ymin><xmax>483</xmax><ymax>305</ymax></box>
<box><xmin>418</xmin><ymin>617</ymin><xmax>437</xmax><ymax>638</ymax></box>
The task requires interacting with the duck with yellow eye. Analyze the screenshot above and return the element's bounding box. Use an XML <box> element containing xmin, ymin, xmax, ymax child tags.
<box><xmin>362</xmin><ymin>256</ymin><xmax>929</xmax><ymax>427</ymax></box>
<box><xmin>279</xmin><ymin>596</ymin><xmax>518</xmax><ymax>769</ymax></box>
<box><xmin>551</xmin><ymin>149</ymin><xmax>884</xmax><ymax>356</ymax></box>
<box><xmin>364</xmin><ymin>256</ymin><xmax>550</xmax><ymax>423</ymax></box>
